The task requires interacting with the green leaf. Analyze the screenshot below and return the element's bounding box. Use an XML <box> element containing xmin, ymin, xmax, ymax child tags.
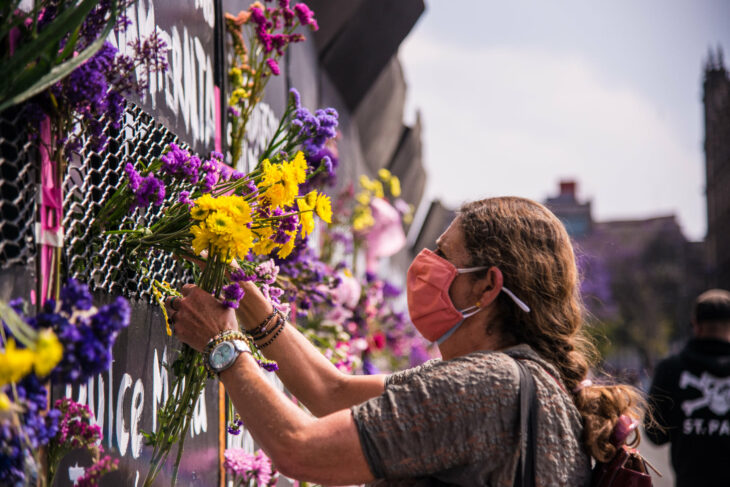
<box><xmin>0</xmin><ymin>0</ymin><xmax>120</xmax><ymax>111</ymax></box>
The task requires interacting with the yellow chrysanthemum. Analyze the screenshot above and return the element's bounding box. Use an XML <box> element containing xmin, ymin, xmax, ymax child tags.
<box><xmin>276</xmin><ymin>231</ymin><xmax>297</xmax><ymax>259</ymax></box>
<box><xmin>297</xmin><ymin>198</ymin><xmax>315</xmax><ymax>238</ymax></box>
<box><xmin>252</xmin><ymin>227</ymin><xmax>277</xmax><ymax>255</ymax></box>
<box><xmin>206</xmin><ymin>212</ymin><xmax>234</xmax><ymax>236</ymax></box>
<box><xmin>191</xmin><ymin>224</ymin><xmax>214</xmax><ymax>255</ymax></box>
<box><xmin>378</xmin><ymin>168</ymin><xmax>392</xmax><ymax>181</ymax></box>
<box><xmin>33</xmin><ymin>329</ymin><xmax>63</xmax><ymax>378</ymax></box>
<box><xmin>290</xmin><ymin>152</ymin><xmax>308</xmax><ymax>184</ymax></box>
<box><xmin>0</xmin><ymin>339</ymin><xmax>35</xmax><ymax>387</ymax></box>
<box><xmin>225</xmin><ymin>196</ymin><xmax>253</xmax><ymax>225</ymax></box>
<box><xmin>356</xmin><ymin>191</ymin><xmax>371</xmax><ymax>206</ymax></box>
<box><xmin>315</xmin><ymin>193</ymin><xmax>332</xmax><ymax>224</ymax></box>
<box><xmin>390</xmin><ymin>177</ymin><xmax>401</xmax><ymax>197</ymax></box>
<box><xmin>262</xmin><ymin>184</ymin><xmax>288</xmax><ymax>209</ymax></box>
<box><xmin>231</xmin><ymin>227</ymin><xmax>254</xmax><ymax>260</ymax></box>
<box><xmin>260</xmin><ymin>159</ymin><xmax>282</xmax><ymax>186</ymax></box>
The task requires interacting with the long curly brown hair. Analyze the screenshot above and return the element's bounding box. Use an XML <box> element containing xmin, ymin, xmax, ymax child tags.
<box><xmin>459</xmin><ymin>196</ymin><xmax>644</xmax><ymax>462</ymax></box>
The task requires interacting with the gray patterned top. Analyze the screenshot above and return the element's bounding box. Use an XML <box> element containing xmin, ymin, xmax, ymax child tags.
<box><xmin>351</xmin><ymin>344</ymin><xmax>591</xmax><ymax>486</ymax></box>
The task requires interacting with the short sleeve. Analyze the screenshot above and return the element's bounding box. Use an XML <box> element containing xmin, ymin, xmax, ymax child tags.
<box><xmin>351</xmin><ymin>353</ymin><xmax>519</xmax><ymax>479</ymax></box>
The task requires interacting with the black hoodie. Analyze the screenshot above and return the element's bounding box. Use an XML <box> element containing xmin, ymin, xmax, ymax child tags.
<box><xmin>645</xmin><ymin>338</ymin><xmax>730</xmax><ymax>487</ymax></box>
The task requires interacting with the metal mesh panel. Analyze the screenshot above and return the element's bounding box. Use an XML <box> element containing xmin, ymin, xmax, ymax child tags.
<box><xmin>0</xmin><ymin>105</ymin><xmax>37</xmax><ymax>268</ymax></box>
<box><xmin>63</xmin><ymin>103</ymin><xmax>193</xmax><ymax>302</ymax></box>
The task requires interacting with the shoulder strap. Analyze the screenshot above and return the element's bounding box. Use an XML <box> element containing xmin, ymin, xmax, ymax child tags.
<box><xmin>514</xmin><ymin>359</ymin><xmax>539</xmax><ymax>487</ymax></box>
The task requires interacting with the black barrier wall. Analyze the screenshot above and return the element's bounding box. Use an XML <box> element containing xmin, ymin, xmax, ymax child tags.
<box><xmin>0</xmin><ymin>1</ymin><xmax>426</xmax><ymax>485</ymax></box>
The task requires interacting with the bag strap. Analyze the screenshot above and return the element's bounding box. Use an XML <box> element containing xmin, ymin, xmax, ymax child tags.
<box><xmin>513</xmin><ymin>359</ymin><xmax>539</xmax><ymax>487</ymax></box>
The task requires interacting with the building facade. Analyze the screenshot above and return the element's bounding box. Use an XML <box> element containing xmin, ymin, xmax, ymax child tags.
<box><xmin>703</xmin><ymin>47</ymin><xmax>730</xmax><ymax>290</ymax></box>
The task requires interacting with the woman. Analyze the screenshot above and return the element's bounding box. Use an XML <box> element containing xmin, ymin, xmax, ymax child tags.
<box><xmin>167</xmin><ymin>196</ymin><xmax>644</xmax><ymax>485</ymax></box>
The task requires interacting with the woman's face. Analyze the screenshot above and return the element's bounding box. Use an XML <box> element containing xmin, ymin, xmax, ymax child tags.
<box><xmin>435</xmin><ymin>217</ymin><xmax>480</xmax><ymax>310</ymax></box>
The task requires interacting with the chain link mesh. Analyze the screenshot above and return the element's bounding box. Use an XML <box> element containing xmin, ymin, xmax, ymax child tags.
<box><xmin>0</xmin><ymin>105</ymin><xmax>37</xmax><ymax>268</ymax></box>
<box><xmin>63</xmin><ymin>103</ymin><xmax>194</xmax><ymax>302</ymax></box>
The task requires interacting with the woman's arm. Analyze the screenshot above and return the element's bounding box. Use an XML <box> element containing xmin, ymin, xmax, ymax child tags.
<box><xmin>169</xmin><ymin>284</ymin><xmax>376</xmax><ymax>483</ymax></box>
<box><xmin>219</xmin><ymin>354</ymin><xmax>375</xmax><ymax>484</ymax></box>
<box><xmin>172</xmin><ymin>283</ymin><xmax>385</xmax><ymax>416</ymax></box>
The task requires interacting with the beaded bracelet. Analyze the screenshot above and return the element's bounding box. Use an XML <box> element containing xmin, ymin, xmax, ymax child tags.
<box><xmin>249</xmin><ymin>311</ymin><xmax>282</xmax><ymax>341</ymax></box>
<box><xmin>246</xmin><ymin>309</ymin><xmax>278</xmax><ymax>337</ymax></box>
<box><xmin>204</xmin><ymin>330</ymin><xmax>249</xmax><ymax>356</ymax></box>
<box><xmin>257</xmin><ymin>316</ymin><xmax>286</xmax><ymax>349</ymax></box>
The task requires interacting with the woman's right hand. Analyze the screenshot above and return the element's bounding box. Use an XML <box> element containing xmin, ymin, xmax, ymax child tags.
<box><xmin>235</xmin><ymin>279</ymin><xmax>275</xmax><ymax>332</ymax></box>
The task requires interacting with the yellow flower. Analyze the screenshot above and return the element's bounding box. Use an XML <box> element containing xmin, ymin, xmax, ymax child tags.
<box><xmin>359</xmin><ymin>175</ymin><xmax>372</xmax><ymax>190</ymax></box>
<box><xmin>290</xmin><ymin>152</ymin><xmax>308</xmax><ymax>184</ymax></box>
<box><xmin>206</xmin><ymin>212</ymin><xmax>234</xmax><ymax>235</ymax></box>
<box><xmin>378</xmin><ymin>168</ymin><xmax>392</xmax><ymax>181</ymax></box>
<box><xmin>225</xmin><ymin>196</ymin><xmax>253</xmax><ymax>225</ymax></box>
<box><xmin>192</xmin><ymin>194</ymin><xmax>217</xmax><ymax>220</ymax></box>
<box><xmin>191</xmin><ymin>224</ymin><xmax>214</xmax><ymax>255</ymax></box>
<box><xmin>390</xmin><ymin>176</ymin><xmax>401</xmax><ymax>197</ymax></box>
<box><xmin>260</xmin><ymin>159</ymin><xmax>282</xmax><ymax>186</ymax></box>
<box><xmin>276</xmin><ymin>231</ymin><xmax>297</xmax><ymax>259</ymax></box>
<box><xmin>356</xmin><ymin>191</ymin><xmax>371</xmax><ymax>206</ymax></box>
<box><xmin>252</xmin><ymin>228</ymin><xmax>277</xmax><ymax>255</ymax></box>
<box><xmin>231</xmin><ymin>227</ymin><xmax>254</xmax><ymax>260</ymax></box>
<box><xmin>0</xmin><ymin>339</ymin><xmax>35</xmax><ymax>387</ymax></box>
<box><xmin>305</xmin><ymin>191</ymin><xmax>318</xmax><ymax>207</ymax></box>
<box><xmin>353</xmin><ymin>208</ymin><xmax>374</xmax><ymax>231</ymax></box>
<box><xmin>315</xmin><ymin>193</ymin><xmax>332</xmax><ymax>223</ymax></box>
<box><xmin>262</xmin><ymin>184</ymin><xmax>288</xmax><ymax>209</ymax></box>
<box><xmin>373</xmin><ymin>181</ymin><xmax>384</xmax><ymax>199</ymax></box>
<box><xmin>297</xmin><ymin>198</ymin><xmax>315</xmax><ymax>238</ymax></box>
<box><xmin>33</xmin><ymin>329</ymin><xmax>63</xmax><ymax>378</ymax></box>
<box><xmin>0</xmin><ymin>392</ymin><xmax>10</xmax><ymax>411</ymax></box>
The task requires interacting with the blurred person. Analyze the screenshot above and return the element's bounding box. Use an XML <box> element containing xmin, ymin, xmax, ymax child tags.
<box><xmin>167</xmin><ymin>197</ymin><xmax>646</xmax><ymax>485</ymax></box>
<box><xmin>645</xmin><ymin>289</ymin><xmax>730</xmax><ymax>487</ymax></box>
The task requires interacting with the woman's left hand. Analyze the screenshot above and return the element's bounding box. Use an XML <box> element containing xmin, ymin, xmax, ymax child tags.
<box><xmin>165</xmin><ymin>284</ymin><xmax>239</xmax><ymax>351</ymax></box>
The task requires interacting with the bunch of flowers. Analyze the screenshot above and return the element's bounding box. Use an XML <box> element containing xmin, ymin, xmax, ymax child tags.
<box><xmin>98</xmin><ymin>141</ymin><xmax>331</xmax><ymax>485</ymax></box>
<box><xmin>46</xmin><ymin>398</ymin><xmax>119</xmax><ymax>486</ymax></box>
<box><xmin>16</xmin><ymin>0</ymin><xmax>168</xmax><ymax>157</ymax></box>
<box><xmin>223</xmin><ymin>448</ymin><xmax>279</xmax><ymax>487</ymax></box>
<box><xmin>0</xmin><ymin>279</ymin><xmax>128</xmax><ymax>486</ymax></box>
<box><xmin>226</xmin><ymin>0</ymin><xmax>318</xmax><ymax>163</ymax></box>
<box><xmin>352</xmin><ymin>169</ymin><xmax>411</xmax><ymax>232</ymax></box>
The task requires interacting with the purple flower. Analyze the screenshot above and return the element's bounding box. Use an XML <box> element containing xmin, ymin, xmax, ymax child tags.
<box><xmin>257</xmin><ymin>358</ymin><xmax>279</xmax><ymax>372</ymax></box>
<box><xmin>124</xmin><ymin>163</ymin><xmax>142</xmax><ymax>191</ymax></box>
<box><xmin>289</xmin><ymin>88</ymin><xmax>301</xmax><ymax>109</ymax></box>
<box><xmin>255</xmin><ymin>260</ymin><xmax>280</xmax><ymax>285</ymax></box>
<box><xmin>222</xmin><ymin>282</ymin><xmax>245</xmax><ymax>308</ymax></box>
<box><xmin>294</xmin><ymin>3</ymin><xmax>318</xmax><ymax>30</ymax></box>
<box><xmin>132</xmin><ymin>173</ymin><xmax>166</xmax><ymax>209</ymax></box>
<box><xmin>266</xmin><ymin>58</ymin><xmax>280</xmax><ymax>76</ymax></box>
<box><xmin>230</xmin><ymin>268</ymin><xmax>256</xmax><ymax>282</ymax></box>
<box><xmin>228</xmin><ymin>106</ymin><xmax>241</xmax><ymax>117</ymax></box>
<box><xmin>382</xmin><ymin>280</ymin><xmax>402</xmax><ymax>298</ymax></box>
<box><xmin>60</xmin><ymin>278</ymin><xmax>93</xmax><ymax>312</ymax></box>
<box><xmin>178</xmin><ymin>190</ymin><xmax>194</xmax><ymax>207</ymax></box>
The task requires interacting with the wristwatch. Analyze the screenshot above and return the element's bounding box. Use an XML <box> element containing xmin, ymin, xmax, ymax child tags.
<box><xmin>208</xmin><ymin>339</ymin><xmax>249</xmax><ymax>374</ymax></box>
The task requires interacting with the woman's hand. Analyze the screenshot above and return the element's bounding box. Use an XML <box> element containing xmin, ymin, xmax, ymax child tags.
<box><xmin>165</xmin><ymin>284</ymin><xmax>238</xmax><ymax>351</ymax></box>
<box><xmin>235</xmin><ymin>280</ymin><xmax>275</xmax><ymax>332</ymax></box>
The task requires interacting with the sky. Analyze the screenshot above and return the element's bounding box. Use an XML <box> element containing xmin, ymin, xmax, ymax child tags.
<box><xmin>400</xmin><ymin>0</ymin><xmax>730</xmax><ymax>241</ymax></box>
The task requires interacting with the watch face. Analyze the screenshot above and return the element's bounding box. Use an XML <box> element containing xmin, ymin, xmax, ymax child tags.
<box><xmin>210</xmin><ymin>341</ymin><xmax>235</xmax><ymax>369</ymax></box>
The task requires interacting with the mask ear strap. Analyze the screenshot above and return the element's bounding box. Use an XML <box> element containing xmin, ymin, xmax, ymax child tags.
<box><xmin>502</xmin><ymin>286</ymin><xmax>531</xmax><ymax>313</ymax></box>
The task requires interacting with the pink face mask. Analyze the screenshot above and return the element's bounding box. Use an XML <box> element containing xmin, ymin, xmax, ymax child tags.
<box><xmin>406</xmin><ymin>249</ymin><xmax>530</xmax><ymax>344</ymax></box>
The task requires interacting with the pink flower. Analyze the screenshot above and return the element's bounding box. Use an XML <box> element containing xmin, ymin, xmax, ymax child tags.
<box><xmin>364</xmin><ymin>197</ymin><xmax>406</xmax><ymax>272</ymax></box>
<box><xmin>266</xmin><ymin>58</ymin><xmax>280</xmax><ymax>75</ymax></box>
